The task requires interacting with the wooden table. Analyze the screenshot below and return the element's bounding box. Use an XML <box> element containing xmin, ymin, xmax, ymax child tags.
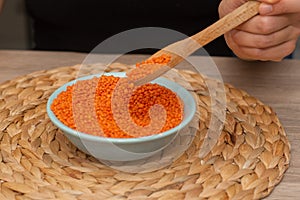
<box><xmin>0</xmin><ymin>50</ymin><xmax>299</xmax><ymax>199</ymax></box>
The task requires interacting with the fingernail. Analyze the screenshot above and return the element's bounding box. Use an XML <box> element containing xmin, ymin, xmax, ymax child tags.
<box><xmin>259</xmin><ymin>3</ymin><xmax>273</xmax><ymax>15</ymax></box>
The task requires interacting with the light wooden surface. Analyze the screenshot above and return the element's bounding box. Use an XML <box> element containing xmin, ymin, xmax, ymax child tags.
<box><xmin>0</xmin><ymin>50</ymin><xmax>299</xmax><ymax>199</ymax></box>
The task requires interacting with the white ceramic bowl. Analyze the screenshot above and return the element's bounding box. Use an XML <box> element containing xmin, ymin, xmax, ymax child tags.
<box><xmin>47</xmin><ymin>72</ymin><xmax>196</xmax><ymax>161</ymax></box>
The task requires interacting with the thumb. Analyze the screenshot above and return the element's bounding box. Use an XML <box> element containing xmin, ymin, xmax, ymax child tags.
<box><xmin>259</xmin><ymin>0</ymin><xmax>300</xmax><ymax>15</ymax></box>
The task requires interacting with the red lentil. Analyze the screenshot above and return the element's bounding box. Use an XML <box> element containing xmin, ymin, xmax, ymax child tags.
<box><xmin>136</xmin><ymin>54</ymin><xmax>171</xmax><ymax>67</ymax></box>
<box><xmin>51</xmin><ymin>55</ymin><xmax>183</xmax><ymax>138</ymax></box>
<box><xmin>127</xmin><ymin>54</ymin><xmax>171</xmax><ymax>81</ymax></box>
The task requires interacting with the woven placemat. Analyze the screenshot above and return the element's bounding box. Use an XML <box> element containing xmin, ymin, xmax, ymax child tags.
<box><xmin>0</xmin><ymin>64</ymin><xmax>290</xmax><ymax>200</ymax></box>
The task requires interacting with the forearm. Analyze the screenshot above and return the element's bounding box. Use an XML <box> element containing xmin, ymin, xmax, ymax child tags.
<box><xmin>0</xmin><ymin>0</ymin><xmax>4</xmax><ymax>13</ymax></box>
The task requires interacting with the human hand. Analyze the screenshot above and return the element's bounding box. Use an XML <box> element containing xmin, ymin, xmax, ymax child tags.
<box><xmin>219</xmin><ymin>0</ymin><xmax>300</xmax><ymax>61</ymax></box>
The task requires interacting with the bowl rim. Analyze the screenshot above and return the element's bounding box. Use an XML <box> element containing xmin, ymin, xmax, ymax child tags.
<box><xmin>46</xmin><ymin>72</ymin><xmax>196</xmax><ymax>144</ymax></box>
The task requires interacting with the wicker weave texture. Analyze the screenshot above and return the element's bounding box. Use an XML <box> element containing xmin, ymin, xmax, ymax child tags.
<box><xmin>0</xmin><ymin>65</ymin><xmax>290</xmax><ymax>200</ymax></box>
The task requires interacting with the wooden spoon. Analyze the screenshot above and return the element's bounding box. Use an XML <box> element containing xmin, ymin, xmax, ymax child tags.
<box><xmin>132</xmin><ymin>1</ymin><xmax>260</xmax><ymax>86</ymax></box>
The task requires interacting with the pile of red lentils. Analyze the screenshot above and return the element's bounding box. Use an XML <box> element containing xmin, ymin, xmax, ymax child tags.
<box><xmin>51</xmin><ymin>54</ymin><xmax>183</xmax><ymax>138</ymax></box>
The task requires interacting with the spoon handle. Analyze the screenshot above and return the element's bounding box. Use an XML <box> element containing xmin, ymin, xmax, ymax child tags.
<box><xmin>134</xmin><ymin>1</ymin><xmax>260</xmax><ymax>85</ymax></box>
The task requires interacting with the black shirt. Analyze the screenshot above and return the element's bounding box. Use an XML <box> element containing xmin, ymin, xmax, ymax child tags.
<box><xmin>25</xmin><ymin>0</ymin><xmax>232</xmax><ymax>56</ymax></box>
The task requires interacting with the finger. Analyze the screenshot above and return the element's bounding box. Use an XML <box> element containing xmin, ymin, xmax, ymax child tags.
<box><xmin>233</xmin><ymin>39</ymin><xmax>297</xmax><ymax>61</ymax></box>
<box><xmin>260</xmin><ymin>0</ymin><xmax>300</xmax><ymax>15</ymax></box>
<box><xmin>231</xmin><ymin>25</ymin><xmax>298</xmax><ymax>48</ymax></box>
<box><xmin>218</xmin><ymin>0</ymin><xmax>248</xmax><ymax>17</ymax></box>
<box><xmin>236</xmin><ymin>14</ymin><xmax>292</xmax><ymax>34</ymax></box>
<box><xmin>258</xmin><ymin>0</ymin><xmax>280</xmax><ymax>4</ymax></box>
